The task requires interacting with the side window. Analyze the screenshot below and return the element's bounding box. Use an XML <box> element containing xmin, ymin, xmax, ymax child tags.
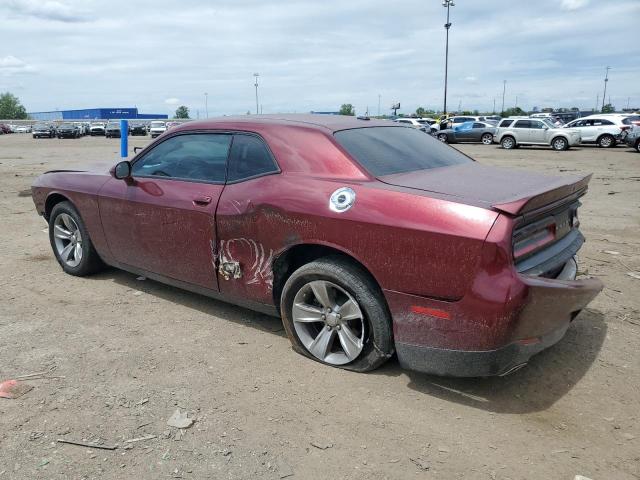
<box><xmin>514</xmin><ymin>120</ymin><xmax>530</xmax><ymax>128</ymax></box>
<box><xmin>499</xmin><ymin>119</ymin><xmax>514</xmax><ymax>128</ymax></box>
<box><xmin>472</xmin><ymin>122</ymin><xmax>485</xmax><ymax>129</ymax></box>
<box><xmin>398</xmin><ymin>120</ymin><xmax>411</xmax><ymax>124</ymax></box>
<box><xmin>599</xmin><ymin>119</ymin><xmax>614</xmax><ymax>125</ymax></box>
<box><xmin>529</xmin><ymin>120</ymin><xmax>545</xmax><ymax>129</ymax></box>
<box><xmin>132</xmin><ymin>134</ymin><xmax>232</xmax><ymax>183</ymax></box>
<box><xmin>227</xmin><ymin>134</ymin><xmax>279</xmax><ymax>182</ymax></box>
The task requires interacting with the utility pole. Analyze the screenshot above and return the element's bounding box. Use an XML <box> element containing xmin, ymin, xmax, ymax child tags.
<box><xmin>595</xmin><ymin>93</ymin><xmax>599</xmax><ymax>113</ymax></box>
<box><xmin>253</xmin><ymin>73</ymin><xmax>260</xmax><ymax>115</ymax></box>
<box><xmin>602</xmin><ymin>66</ymin><xmax>611</xmax><ymax>111</ymax></box>
<box><xmin>378</xmin><ymin>94</ymin><xmax>381</xmax><ymax>116</ymax></box>
<box><xmin>204</xmin><ymin>92</ymin><xmax>208</xmax><ymax>118</ymax></box>
<box><xmin>442</xmin><ymin>0</ymin><xmax>455</xmax><ymax>115</ymax></box>
<box><xmin>493</xmin><ymin>98</ymin><xmax>496</xmax><ymax>114</ymax></box>
<box><xmin>515</xmin><ymin>96</ymin><xmax>518</xmax><ymax>108</ymax></box>
<box><xmin>501</xmin><ymin>80</ymin><xmax>506</xmax><ymax>114</ymax></box>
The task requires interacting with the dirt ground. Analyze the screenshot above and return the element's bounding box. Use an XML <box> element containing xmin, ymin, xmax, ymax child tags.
<box><xmin>0</xmin><ymin>132</ymin><xmax>638</xmax><ymax>480</ymax></box>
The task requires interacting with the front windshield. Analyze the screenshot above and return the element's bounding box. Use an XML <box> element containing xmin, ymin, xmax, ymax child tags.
<box><xmin>542</xmin><ymin>118</ymin><xmax>556</xmax><ymax>128</ymax></box>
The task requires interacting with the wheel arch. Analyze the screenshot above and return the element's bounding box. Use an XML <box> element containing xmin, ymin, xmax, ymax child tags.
<box><xmin>272</xmin><ymin>242</ymin><xmax>385</xmax><ymax>312</ymax></box>
<box><xmin>44</xmin><ymin>192</ymin><xmax>73</xmax><ymax>221</ymax></box>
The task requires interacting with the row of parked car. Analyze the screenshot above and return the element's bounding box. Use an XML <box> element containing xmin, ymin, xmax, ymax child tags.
<box><xmin>27</xmin><ymin>120</ymin><xmax>179</xmax><ymax>139</ymax></box>
<box><xmin>394</xmin><ymin>113</ymin><xmax>640</xmax><ymax>152</ymax></box>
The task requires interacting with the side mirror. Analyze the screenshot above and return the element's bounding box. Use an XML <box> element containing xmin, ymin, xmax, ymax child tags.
<box><xmin>113</xmin><ymin>160</ymin><xmax>132</xmax><ymax>179</ymax></box>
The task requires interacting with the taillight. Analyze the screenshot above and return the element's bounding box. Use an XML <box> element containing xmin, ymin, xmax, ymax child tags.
<box><xmin>513</xmin><ymin>223</ymin><xmax>556</xmax><ymax>260</ymax></box>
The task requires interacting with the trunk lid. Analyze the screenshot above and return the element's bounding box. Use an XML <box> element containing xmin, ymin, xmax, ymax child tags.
<box><xmin>378</xmin><ymin>163</ymin><xmax>591</xmax><ymax>216</ymax></box>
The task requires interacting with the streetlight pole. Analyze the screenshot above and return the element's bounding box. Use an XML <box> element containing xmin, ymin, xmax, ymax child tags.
<box><xmin>501</xmin><ymin>80</ymin><xmax>506</xmax><ymax>114</ymax></box>
<box><xmin>204</xmin><ymin>92</ymin><xmax>208</xmax><ymax>118</ymax></box>
<box><xmin>253</xmin><ymin>73</ymin><xmax>260</xmax><ymax>115</ymax></box>
<box><xmin>442</xmin><ymin>0</ymin><xmax>455</xmax><ymax>116</ymax></box>
<box><xmin>601</xmin><ymin>66</ymin><xmax>611</xmax><ymax>112</ymax></box>
<box><xmin>378</xmin><ymin>94</ymin><xmax>381</xmax><ymax>117</ymax></box>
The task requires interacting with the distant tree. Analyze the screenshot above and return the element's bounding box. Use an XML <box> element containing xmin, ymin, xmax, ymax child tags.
<box><xmin>174</xmin><ymin>105</ymin><xmax>190</xmax><ymax>119</ymax></box>
<box><xmin>461</xmin><ymin>110</ymin><xmax>473</xmax><ymax>115</ymax></box>
<box><xmin>416</xmin><ymin>107</ymin><xmax>427</xmax><ymax>117</ymax></box>
<box><xmin>339</xmin><ymin>104</ymin><xmax>355</xmax><ymax>116</ymax></box>
<box><xmin>472</xmin><ymin>109</ymin><xmax>479</xmax><ymax>116</ymax></box>
<box><xmin>601</xmin><ymin>103</ymin><xmax>615</xmax><ymax>113</ymax></box>
<box><xmin>501</xmin><ymin>107</ymin><xmax>525</xmax><ymax>117</ymax></box>
<box><xmin>570</xmin><ymin>107</ymin><xmax>580</xmax><ymax>112</ymax></box>
<box><xmin>532</xmin><ymin>106</ymin><xmax>540</xmax><ymax>113</ymax></box>
<box><xmin>0</xmin><ymin>92</ymin><xmax>28</xmax><ymax>119</ymax></box>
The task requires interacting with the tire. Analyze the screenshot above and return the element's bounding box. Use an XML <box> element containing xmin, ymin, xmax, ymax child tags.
<box><xmin>437</xmin><ymin>133</ymin><xmax>448</xmax><ymax>143</ymax></box>
<box><xmin>280</xmin><ymin>256</ymin><xmax>394</xmax><ymax>372</ymax></box>
<box><xmin>501</xmin><ymin>136</ymin><xmax>516</xmax><ymax>149</ymax></box>
<box><xmin>635</xmin><ymin>140</ymin><xmax>640</xmax><ymax>153</ymax></box>
<box><xmin>481</xmin><ymin>133</ymin><xmax>493</xmax><ymax>145</ymax></box>
<box><xmin>49</xmin><ymin>201</ymin><xmax>104</xmax><ymax>276</ymax></box>
<box><xmin>597</xmin><ymin>134</ymin><xmax>615</xmax><ymax>148</ymax></box>
<box><xmin>551</xmin><ymin>136</ymin><xmax>569</xmax><ymax>151</ymax></box>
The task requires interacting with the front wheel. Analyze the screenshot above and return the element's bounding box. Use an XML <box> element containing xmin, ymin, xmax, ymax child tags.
<box><xmin>49</xmin><ymin>201</ymin><xmax>104</xmax><ymax>276</ymax></box>
<box><xmin>501</xmin><ymin>136</ymin><xmax>516</xmax><ymax>149</ymax></box>
<box><xmin>551</xmin><ymin>137</ymin><xmax>569</xmax><ymax>151</ymax></box>
<box><xmin>280</xmin><ymin>257</ymin><xmax>393</xmax><ymax>372</ymax></box>
<box><xmin>437</xmin><ymin>133</ymin><xmax>448</xmax><ymax>143</ymax></box>
<box><xmin>635</xmin><ymin>140</ymin><xmax>640</xmax><ymax>153</ymax></box>
<box><xmin>481</xmin><ymin>133</ymin><xmax>493</xmax><ymax>145</ymax></box>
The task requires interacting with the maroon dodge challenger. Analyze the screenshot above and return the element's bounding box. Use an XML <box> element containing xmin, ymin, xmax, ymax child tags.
<box><xmin>31</xmin><ymin>115</ymin><xmax>603</xmax><ymax>376</ymax></box>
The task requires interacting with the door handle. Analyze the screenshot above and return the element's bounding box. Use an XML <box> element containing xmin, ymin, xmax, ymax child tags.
<box><xmin>193</xmin><ymin>195</ymin><xmax>212</xmax><ymax>206</ymax></box>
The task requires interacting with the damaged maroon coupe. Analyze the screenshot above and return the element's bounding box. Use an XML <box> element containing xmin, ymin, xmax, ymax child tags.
<box><xmin>31</xmin><ymin>115</ymin><xmax>603</xmax><ymax>376</ymax></box>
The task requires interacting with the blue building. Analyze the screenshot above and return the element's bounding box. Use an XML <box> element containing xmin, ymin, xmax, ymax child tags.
<box><xmin>28</xmin><ymin>107</ymin><xmax>168</xmax><ymax>121</ymax></box>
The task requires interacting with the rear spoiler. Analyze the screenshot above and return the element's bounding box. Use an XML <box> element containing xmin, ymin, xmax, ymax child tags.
<box><xmin>492</xmin><ymin>173</ymin><xmax>592</xmax><ymax>216</ymax></box>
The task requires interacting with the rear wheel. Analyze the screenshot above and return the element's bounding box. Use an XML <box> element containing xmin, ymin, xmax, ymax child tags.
<box><xmin>49</xmin><ymin>201</ymin><xmax>104</xmax><ymax>276</ymax></box>
<box><xmin>551</xmin><ymin>137</ymin><xmax>569</xmax><ymax>151</ymax></box>
<box><xmin>597</xmin><ymin>134</ymin><xmax>615</xmax><ymax>148</ymax></box>
<box><xmin>280</xmin><ymin>256</ymin><xmax>393</xmax><ymax>372</ymax></box>
<box><xmin>635</xmin><ymin>140</ymin><xmax>640</xmax><ymax>153</ymax></box>
<box><xmin>481</xmin><ymin>133</ymin><xmax>493</xmax><ymax>145</ymax></box>
<box><xmin>501</xmin><ymin>136</ymin><xmax>516</xmax><ymax>149</ymax></box>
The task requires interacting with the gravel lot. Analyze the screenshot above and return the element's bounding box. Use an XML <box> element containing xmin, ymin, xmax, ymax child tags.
<box><xmin>1</xmin><ymin>132</ymin><xmax>639</xmax><ymax>480</ymax></box>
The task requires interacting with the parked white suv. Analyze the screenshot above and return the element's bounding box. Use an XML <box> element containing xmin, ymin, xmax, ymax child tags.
<box><xmin>149</xmin><ymin>121</ymin><xmax>167</xmax><ymax>138</ymax></box>
<box><xmin>563</xmin><ymin>115</ymin><xmax>628</xmax><ymax>148</ymax></box>
<box><xmin>494</xmin><ymin>117</ymin><xmax>581</xmax><ymax>150</ymax></box>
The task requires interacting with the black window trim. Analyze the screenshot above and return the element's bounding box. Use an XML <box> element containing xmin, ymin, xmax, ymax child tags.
<box><xmin>129</xmin><ymin>129</ymin><xmax>281</xmax><ymax>186</ymax></box>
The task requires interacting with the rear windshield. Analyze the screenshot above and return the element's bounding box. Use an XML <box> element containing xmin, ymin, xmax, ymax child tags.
<box><xmin>334</xmin><ymin>126</ymin><xmax>471</xmax><ymax>176</ymax></box>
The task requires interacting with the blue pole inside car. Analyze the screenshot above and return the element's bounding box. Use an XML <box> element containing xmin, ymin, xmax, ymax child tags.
<box><xmin>120</xmin><ymin>120</ymin><xmax>128</xmax><ymax>157</ymax></box>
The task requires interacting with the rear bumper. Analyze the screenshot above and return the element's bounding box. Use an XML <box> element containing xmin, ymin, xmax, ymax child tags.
<box><xmin>396</xmin><ymin>320</ymin><xmax>570</xmax><ymax>377</ymax></box>
<box><xmin>387</xmin><ymin>258</ymin><xmax>603</xmax><ymax>377</ymax></box>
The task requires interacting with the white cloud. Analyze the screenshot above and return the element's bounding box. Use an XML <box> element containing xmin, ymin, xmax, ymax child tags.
<box><xmin>560</xmin><ymin>0</ymin><xmax>589</xmax><ymax>11</ymax></box>
<box><xmin>6</xmin><ymin>0</ymin><xmax>89</xmax><ymax>22</ymax></box>
<box><xmin>164</xmin><ymin>98</ymin><xmax>180</xmax><ymax>105</ymax></box>
<box><xmin>0</xmin><ymin>55</ymin><xmax>36</xmax><ymax>75</ymax></box>
<box><xmin>464</xmin><ymin>76</ymin><xmax>478</xmax><ymax>82</ymax></box>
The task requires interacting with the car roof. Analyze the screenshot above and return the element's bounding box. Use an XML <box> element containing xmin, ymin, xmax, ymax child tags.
<box><xmin>171</xmin><ymin>114</ymin><xmax>397</xmax><ymax>134</ymax></box>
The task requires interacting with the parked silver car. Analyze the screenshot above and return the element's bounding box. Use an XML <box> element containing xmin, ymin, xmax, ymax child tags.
<box><xmin>437</xmin><ymin>121</ymin><xmax>496</xmax><ymax>145</ymax></box>
<box><xmin>494</xmin><ymin>117</ymin><xmax>581</xmax><ymax>151</ymax></box>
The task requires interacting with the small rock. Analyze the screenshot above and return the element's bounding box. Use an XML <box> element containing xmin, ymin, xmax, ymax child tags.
<box><xmin>167</xmin><ymin>409</ymin><xmax>193</xmax><ymax>429</ymax></box>
<box><xmin>409</xmin><ymin>456</ymin><xmax>430</xmax><ymax>471</ymax></box>
<box><xmin>310</xmin><ymin>441</ymin><xmax>333</xmax><ymax>450</ymax></box>
<box><xmin>575</xmin><ymin>476</ymin><xmax>594</xmax><ymax>480</ymax></box>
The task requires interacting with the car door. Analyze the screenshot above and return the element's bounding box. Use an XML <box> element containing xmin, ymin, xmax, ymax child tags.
<box><xmin>470</xmin><ymin>122</ymin><xmax>486</xmax><ymax>142</ymax></box>
<box><xmin>512</xmin><ymin>120</ymin><xmax>531</xmax><ymax>142</ymax></box>
<box><xmin>215</xmin><ymin>133</ymin><xmax>281</xmax><ymax>305</ymax></box>
<box><xmin>454</xmin><ymin>121</ymin><xmax>475</xmax><ymax>141</ymax></box>
<box><xmin>528</xmin><ymin>119</ymin><xmax>548</xmax><ymax>144</ymax></box>
<box><xmin>98</xmin><ymin>132</ymin><xmax>232</xmax><ymax>290</ymax></box>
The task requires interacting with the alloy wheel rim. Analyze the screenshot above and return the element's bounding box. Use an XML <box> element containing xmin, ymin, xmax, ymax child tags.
<box><xmin>482</xmin><ymin>134</ymin><xmax>492</xmax><ymax>145</ymax></box>
<box><xmin>438</xmin><ymin>135</ymin><xmax>447</xmax><ymax>142</ymax></box>
<box><xmin>53</xmin><ymin>213</ymin><xmax>83</xmax><ymax>267</ymax></box>
<box><xmin>292</xmin><ymin>280</ymin><xmax>365</xmax><ymax>365</ymax></box>
<box><xmin>503</xmin><ymin>138</ymin><xmax>513</xmax><ymax>148</ymax></box>
<box><xmin>554</xmin><ymin>139</ymin><xmax>565</xmax><ymax>150</ymax></box>
<box><xmin>600</xmin><ymin>136</ymin><xmax>612</xmax><ymax>147</ymax></box>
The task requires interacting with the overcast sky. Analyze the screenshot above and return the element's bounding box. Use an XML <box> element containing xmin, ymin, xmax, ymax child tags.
<box><xmin>1</xmin><ymin>0</ymin><xmax>639</xmax><ymax>117</ymax></box>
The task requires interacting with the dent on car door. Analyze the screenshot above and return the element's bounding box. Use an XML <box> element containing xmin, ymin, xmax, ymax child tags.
<box><xmin>98</xmin><ymin>133</ymin><xmax>232</xmax><ymax>290</ymax></box>
<box><xmin>215</xmin><ymin>133</ymin><xmax>281</xmax><ymax>305</ymax></box>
